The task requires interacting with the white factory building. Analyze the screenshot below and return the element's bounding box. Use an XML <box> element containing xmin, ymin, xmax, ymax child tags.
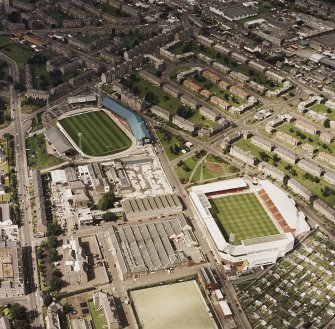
<box><xmin>189</xmin><ymin>179</ymin><xmax>310</xmax><ymax>270</ymax></box>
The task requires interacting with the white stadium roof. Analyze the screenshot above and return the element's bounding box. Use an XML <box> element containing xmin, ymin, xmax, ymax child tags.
<box><xmin>259</xmin><ymin>180</ymin><xmax>310</xmax><ymax>235</ymax></box>
<box><xmin>190</xmin><ymin>178</ymin><xmax>247</xmax><ymax>194</ymax></box>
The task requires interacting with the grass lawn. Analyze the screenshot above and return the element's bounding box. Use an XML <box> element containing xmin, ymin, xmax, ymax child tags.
<box><xmin>192</xmin><ymin>154</ymin><xmax>228</xmax><ymax>182</ymax></box>
<box><xmin>0</xmin><ymin>96</ymin><xmax>11</xmax><ymax>128</ymax></box>
<box><xmin>31</xmin><ymin>112</ymin><xmax>44</xmax><ymax>132</ymax></box>
<box><xmin>88</xmin><ymin>300</ymin><xmax>107</xmax><ymax>329</ymax></box>
<box><xmin>59</xmin><ymin>111</ymin><xmax>132</xmax><ymax>156</ymax></box>
<box><xmin>0</xmin><ymin>36</ymin><xmax>10</xmax><ymax>48</ymax></box>
<box><xmin>124</xmin><ymin>32</ymin><xmax>154</xmax><ymax>49</ymax></box>
<box><xmin>26</xmin><ymin>134</ymin><xmax>64</xmax><ymax>170</ymax></box>
<box><xmin>0</xmin><ymin>43</ymin><xmax>34</xmax><ymax>72</ymax></box>
<box><xmin>0</xmin><ymin>60</ymin><xmax>9</xmax><ymax>90</ymax></box>
<box><xmin>209</xmin><ymin>193</ymin><xmax>279</xmax><ymax>245</ymax></box>
<box><xmin>50</xmin><ymin>10</ymin><xmax>74</xmax><ymax>23</ymax></box>
<box><xmin>75</xmin><ymin>33</ymin><xmax>100</xmax><ymax>44</ymax></box>
<box><xmin>156</xmin><ymin>129</ymin><xmax>186</xmax><ymax>160</ymax></box>
<box><xmin>236</xmin><ymin>138</ymin><xmax>335</xmax><ymax>206</ymax></box>
<box><xmin>126</xmin><ymin>75</ymin><xmax>216</xmax><ymax>128</ymax></box>
<box><xmin>174</xmin><ymin>155</ymin><xmax>201</xmax><ymax>182</ymax></box>
<box><xmin>310</xmin><ymin>103</ymin><xmax>335</xmax><ymax>121</ymax></box>
<box><xmin>171</xmin><ymin>42</ymin><xmax>279</xmax><ymax>90</ymax></box>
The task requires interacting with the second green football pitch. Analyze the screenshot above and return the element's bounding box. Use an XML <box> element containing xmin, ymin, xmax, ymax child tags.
<box><xmin>209</xmin><ymin>193</ymin><xmax>279</xmax><ymax>245</ymax></box>
<box><xmin>59</xmin><ymin>111</ymin><xmax>132</xmax><ymax>156</ymax></box>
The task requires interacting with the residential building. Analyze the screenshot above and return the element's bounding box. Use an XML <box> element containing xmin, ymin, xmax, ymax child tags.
<box><xmin>320</xmin><ymin>132</ymin><xmax>335</xmax><ymax>143</ymax></box>
<box><xmin>32</xmin><ymin>170</ymin><xmax>47</xmax><ymax>236</ymax></box>
<box><xmin>199</xmin><ymin>106</ymin><xmax>220</xmax><ymax>121</ymax></box>
<box><xmin>203</xmin><ymin>70</ymin><xmax>221</xmax><ymax>84</ymax></box>
<box><xmin>287</xmin><ymin>179</ymin><xmax>314</xmax><ymax>202</ymax></box>
<box><xmin>197</xmin><ymin>35</ymin><xmax>215</xmax><ymax>47</ymax></box>
<box><xmin>258</xmin><ymin>162</ymin><xmax>286</xmax><ymax>183</ymax></box>
<box><xmin>0</xmin><ymin>241</ymin><xmax>24</xmax><ymax>298</ymax></box>
<box><xmin>210</xmin><ymin>96</ymin><xmax>229</xmax><ymax>110</ymax></box>
<box><xmin>230</xmin><ymin>86</ymin><xmax>250</xmax><ymax>100</ymax></box>
<box><xmin>180</xmin><ymin>95</ymin><xmax>199</xmax><ymax>109</ymax></box>
<box><xmin>218</xmin><ymin>79</ymin><xmax>231</xmax><ymax>90</ymax></box>
<box><xmin>250</xmin><ymin>135</ymin><xmax>274</xmax><ymax>152</ymax></box>
<box><xmin>276</xmin><ymin>131</ymin><xmax>300</xmax><ymax>146</ymax></box>
<box><xmin>229</xmin><ymin>71</ymin><xmax>249</xmax><ymax>84</ymax></box>
<box><xmin>200</xmin><ymin>89</ymin><xmax>213</xmax><ymax>100</ymax></box>
<box><xmin>302</xmin><ymin>143</ymin><xmax>316</xmax><ymax>156</ymax></box>
<box><xmin>297</xmin><ymin>159</ymin><xmax>324</xmax><ymax>177</ymax></box>
<box><xmin>324</xmin><ymin>171</ymin><xmax>335</xmax><ymax>185</ymax></box>
<box><xmin>213</xmin><ymin>62</ymin><xmax>231</xmax><ymax>74</ymax></box>
<box><xmin>274</xmin><ymin>147</ymin><xmax>299</xmax><ymax>164</ymax></box>
<box><xmin>295</xmin><ymin>120</ymin><xmax>319</xmax><ymax>135</ymax></box>
<box><xmin>230</xmin><ymin>145</ymin><xmax>257</xmax><ymax>166</ymax></box>
<box><xmin>313</xmin><ymin>199</ymin><xmax>335</xmax><ymax>223</ymax></box>
<box><xmin>318</xmin><ymin>152</ymin><xmax>335</xmax><ymax>166</ymax></box>
<box><xmin>265</xmin><ymin>70</ymin><xmax>285</xmax><ymax>83</ymax></box>
<box><xmin>151</xmin><ymin>105</ymin><xmax>171</xmax><ymax>121</ymax></box>
<box><xmin>183</xmin><ymin>79</ymin><xmax>202</xmax><ymax>93</ymax></box>
<box><xmin>172</xmin><ymin>115</ymin><xmax>196</xmax><ymax>132</ymax></box>
<box><xmin>163</xmin><ymin>83</ymin><xmax>182</xmax><ymax>98</ymax></box>
<box><xmin>139</xmin><ymin>70</ymin><xmax>163</xmax><ymax>87</ymax></box>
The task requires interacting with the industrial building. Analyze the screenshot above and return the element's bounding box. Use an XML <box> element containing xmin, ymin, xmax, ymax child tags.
<box><xmin>107</xmin><ymin>215</ymin><xmax>200</xmax><ymax>280</ymax></box>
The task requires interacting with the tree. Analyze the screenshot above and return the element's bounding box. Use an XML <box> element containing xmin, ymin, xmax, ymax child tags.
<box><xmin>47</xmin><ymin>223</ymin><xmax>63</xmax><ymax>236</ymax></box>
<box><xmin>49</xmin><ymin>275</ymin><xmax>62</xmax><ymax>292</ymax></box>
<box><xmin>11</xmin><ymin>304</ymin><xmax>26</xmax><ymax>320</ymax></box>
<box><xmin>63</xmin><ymin>303</ymin><xmax>74</xmax><ymax>315</ymax></box>
<box><xmin>97</xmin><ymin>191</ymin><xmax>115</xmax><ymax>211</ymax></box>
<box><xmin>102</xmin><ymin>211</ymin><xmax>117</xmax><ymax>222</ymax></box>
<box><xmin>49</xmin><ymin>249</ymin><xmax>59</xmax><ymax>263</ymax></box>
<box><xmin>47</xmin><ymin>235</ymin><xmax>58</xmax><ymax>248</ymax></box>
<box><xmin>43</xmin><ymin>293</ymin><xmax>53</xmax><ymax>307</ymax></box>
<box><xmin>324</xmin><ymin>119</ymin><xmax>330</xmax><ymax>128</ymax></box>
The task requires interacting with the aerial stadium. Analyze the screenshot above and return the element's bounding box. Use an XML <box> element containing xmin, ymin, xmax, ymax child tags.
<box><xmin>189</xmin><ymin>178</ymin><xmax>310</xmax><ymax>271</ymax></box>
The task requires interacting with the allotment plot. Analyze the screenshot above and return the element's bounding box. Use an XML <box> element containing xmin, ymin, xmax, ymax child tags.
<box><xmin>130</xmin><ymin>280</ymin><xmax>217</xmax><ymax>329</ymax></box>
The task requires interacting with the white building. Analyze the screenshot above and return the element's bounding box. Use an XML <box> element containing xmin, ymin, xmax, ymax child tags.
<box><xmin>189</xmin><ymin>179</ymin><xmax>309</xmax><ymax>270</ymax></box>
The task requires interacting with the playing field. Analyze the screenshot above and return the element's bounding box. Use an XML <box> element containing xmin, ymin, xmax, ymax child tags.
<box><xmin>130</xmin><ymin>280</ymin><xmax>217</xmax><ymax>329</ymax></box>
<box><xmin>59</xmin><ymin>111</ymin><xmax>132</xmax><ymax>156</ymax></box>
<box><xmin>209</xmin><ymin>193</ymin><xmax>279</xmax><ymax>245</ymax></box>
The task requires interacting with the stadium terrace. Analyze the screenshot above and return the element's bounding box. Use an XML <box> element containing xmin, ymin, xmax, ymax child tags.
<box><xmin>189</xmin><ymin>178</ymin><xmax>310</xmax><ymax>271</ymax></box>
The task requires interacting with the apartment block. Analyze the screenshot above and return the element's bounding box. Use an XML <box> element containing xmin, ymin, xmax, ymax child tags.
<box><xmin>276</xmin><ymin>131</ymin><xmax>300</xmax><ymax>146</ymax></box>
<box><xmin>258</xmin><ymin>162</ymin><xmax>286</xmax><ymax>183</ymax></box>
<box><xmin>230</xmin><ymin>145</ymin><xmax>257</xmax><ymax>166</ymax></box>
<box><xmin>250</xmin><ymin>135</ymin><xmax>275</xmax><ymax>152</ymax></box>
<box><xmin>295</xmin><ymin>120</ymin><xmax>319</xmax><ymax>135</ymax></box>
<box><xmin>298</xmin><ymin>159</ymin><xmax>324</xmax><ymax>177</ymax></box>
<box><xmin>287</xmin><ymin>178</ymin><xmax>314</xmax><ymax>202</ymax></box>
<box><xmin>274</xmin><ymin>147</ymin><xmax>299</xmax><ymax>164</ymax></box>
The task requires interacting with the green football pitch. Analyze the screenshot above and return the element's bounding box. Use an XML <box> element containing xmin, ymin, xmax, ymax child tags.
<box><xmin>209</xmin><ymin>193</ymin><xmax>279</xmax><ymax>245</ymax></box>
<box><xmin>59</xmin><ymin>111</ymin><xmax>132</xmax><ymax>156</ymax></box>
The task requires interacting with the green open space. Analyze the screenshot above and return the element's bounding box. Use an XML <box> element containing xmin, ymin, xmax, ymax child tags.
<box><xmin>130</xmin><ymin>280</ymin><xmax>217</xmax><ymax>329</ymax></box>
<box><xmin>235</xmin><ymin>138</ymin><xmax>335</xmax><ymax>206</ymax></box>
<box><xmin>59</xmin><ymin>111</ymin><xmax>132</xmax><ymax>156</ymax></box>
<box><xmin>26</xmin><ymin>134</ymin><xmax>64</xmax><ymax>170</ymax></box>
<box><xmin>125</xmin><ymin>74</ymin><xmax>216</xmax><ymax>128</ymax></box>
<box><xmin>124</xmin><ymin>32</ymin><xmax>155</xmax><ymax>49</ymax></box>
<box><xmin>209</xmin><ymin>193</ymin><xmax>279</xmax><ymax>245</ymax></box>
<box><xmin>0</xmin><ymin>43</ymin><xmax>34</xmax><ymax>72</ymax></box>
<box><xmin>50</xmin><ymin>10</ymin><xmax>74</xmax><ymax>24</ymax></box>
<box><xmin>277</xmin><ymin>123</ymin><xmax>335</xmax><ymax>154</ymax></box>
<box><xmin>174</xmin><ymin>155</ymin><xmax>201</xmax><ymax>183</ymax></box>
<box><xmin>192</xmin><ymin>154</ymin><xmax>237</xmax><ymax>183</ymax></box>
<box><xmin>0</xmin><ymin>60</ymin><xmax>9</xmax><ymax>90</ymax></box>
<box><xmin>74</xmin><ymin>33</ymin><xmax>100</xmax><ymax>44</ymax></box>
<box><xmin>170</xmin><ymin>42</ymin><xmax>280</xmax><ymax>90</ymax></box>
<box><xmin>88</xmin><ymin>299</ymin><xmax>107</xmax><ymax>329</ymax></box>
<box><xmin>0</xmin><ymin>36</ymin><xmax>10</xmax><ymax>48</ymax></box>
<box><xmin>310</xmin><ymin>103</ymin><xmax>335</xmax><ymax>121</ymax></box>
<box><xmin>156</xmin><ymin>129</ymin><xmax>186</xmax><ymax>160</ymax></box>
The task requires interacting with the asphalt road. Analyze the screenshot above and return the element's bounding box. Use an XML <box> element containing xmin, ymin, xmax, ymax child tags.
<box><xmin>0</xmin><ymin>52</ymin><xmax>43</xmax><ymax>328</ymax></box>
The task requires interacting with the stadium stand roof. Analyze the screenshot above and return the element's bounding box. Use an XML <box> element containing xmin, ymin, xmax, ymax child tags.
<box><xmin>67</xmin><ymin>94</ymin><xmax>97</xmax><ymax>104</ymax></box>
<box><xmin>190</xmin><ymin>178</ymin><xmax>247</xmax><ymax>194</ymax></box>
<box><xmin>44</xmin><ymin>126</ymin><xmax>75</xmax><ymax>155</ymax></box>
<box><xmin>102</xmin><ymin>97</ymin><xmax>151</xmax><ymax>142</ymax></box>
<box><xmin>259</xmin><ymin>180</ymin><xmax>310</xmax><ymax>235</ymax></box>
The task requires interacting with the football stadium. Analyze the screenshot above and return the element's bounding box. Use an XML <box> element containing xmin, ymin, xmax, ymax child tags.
<box><xmin>58</xmin><ymin>110</ymin><xmax>132</xmax><ymax>156</ymax></box>
<box><xmin>130</xmin><ymin>280</ymin><xmax>218</xmax><ymax>329</ymax></box>
<box><xmin>189</xmin><ymin>178</ymin><xmax>310</xmax><ymax>270</ymax></box>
